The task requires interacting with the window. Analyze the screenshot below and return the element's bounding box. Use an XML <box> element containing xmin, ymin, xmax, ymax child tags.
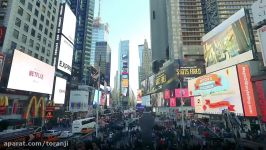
<box><xmin>48</xmin><ymin>2</ymin><xmax>52</xmax><ymax>9</ymax></box>
<box><xmin>15</xmin><ymin>18</ymin><xmax>21</xmax><ymax>27</ymax></box>
<box><xmin>49</xmin><ymin>32</ymin><xmax>52</xmax><ymax>38</ymax></box>
<box><xmin>152</xmin><ymin>11</ymin><xmax>155</xmax><ymax>19</ymax></box>
<box><xmin>52</xmin><ymin>15</ymin><xmax>55</xmax><ymax>21</ymax></box>
<box><xmin>34</xmin><ymin>53</ymin><xmax>38</xmax><ymax>59</ymax></box>
<box><xmin>28</xmin><ymin>50</ymin><xmax>32</xmax><ymax>55</ymax></box>
<box><xmin>25</xmin><ymin>13</ymin><xmax>31</xmax><ymax>22</ymax></box>
<box><xmin>46</xmin><ymin>59</ymin><xmax>49</xmax><ymax>64</ymax></box>
<box><xmin>21</xmin><ymin>34</ymin><xmax>27</xmax><ymax>43</ymax></box>
<box><xmin>36</xmin><ymin>0</ymin><xmax>40</xmax><ymax>7</ymax></box>
<box><xmin>50</xmin><ymin>24</ymin><xmax>54</xmax><ymax>30</ymax></box>
<box><xmin>20</xmin><ymin>46</ymin><xmax>25</xmax><ymax>52</ymax></box>
<box><xmin>41</xmin><ymin>5</ymin><xmax>46</xmax><ymax>13</ymax></box>
<box><xmin>41</xmin><ymin>47</ymin><xmax>45</xmax><ymax>53</ymax></box>
<box><xmin>44</xmin><ymin>0</ymin><xmax>47</xmax><ymax>4</ymax></box>
<box><xmin>27</xmin><ymin>2</ymin><xmax>33</xmax><ymax>11</ymax></box>
<box><xmin>34</xmin><ymin>9</ymin><xmax>39</xmax><ymax>17</ymax></box>
<box><xmin>33</xmin><ymin>18</ymin><xmax>37</xmax><ymax>26</ymax></box>
<box><xmin>37</xmin><ymin>33</ymin><xmax>41</xmax><ymax>41</ymax></box>
<box><xmin>47</xmin><ymin>50</ymin><xmax>50</xmax><ymax>56</ymax></box>
<box><xmin>13</xmin><ymin>29</ymin><xmax>19</xmax><ymax>39</ymax></box>
<box><xmin>46</xmin><ymin>19</ymin><xmax>49</xmax><ymax>26</ymax></box>
<box><xmin>48</xmin><ymin>41</ymin><xmax>51</xmax><ymax>48</ymax></box>
<box><xmin>44</xmin><ymin>28</ymin><xmax>48</xmax><ymax>35</ymax></box>
<box><xmin>18</xmin><ymin>6</ymin><xmax>23</xmax><ymax>16</ymax></box>
<box><xmin>40</xmin><ymin>56</ymin><xmax>44</xmax><ymax>61</ymax></box>
<box><xmin>54</xmin><ymin>0</ymin><xmax>57</xmax><ymax>6</ymax></box>
<box><xmin>20</xmin><ymin>0</ymin><xmax>25</xmax><ymax>5</ymax></box>
<box><xmin>43</xmin><ymin>37</ymin><xmax>47</xmax><ymax>45</ymax></box>
<box><xmin>40</xmin><ymin>15</ymin><xmax>44</xmax><ymax>22</ymax></box>
<box><xmin>35</xmin><ymin>43</ymin><xmax>40</xmax><ymax>51</ymax></box>
<box><xmin>47</xmin><ymin>11</ymin><xmax>50</xmax><ymax>18</ymax></box>
<box><xmin>53</xmin><ymin>8</ymin><xmax>56</xmax><ymax>14</ymax></box>
<box><xmin>39</xmin><ymin>24</ymin><xmax>43</xmax><ymax>31</ymax></box>
<box><xmin>23</xmin><ymin>24</ymin><xmax>29</xmax><ymax>32</ymax></box>
<box><xmin>31</xmin><ymin>28</ymin><xmax>35</xmax><ymax>37</ymax></box>
<box><xmin>29</xmin><ymin>39</ymin><xmax>34</xmax><ymax>47</ymax></box>
<box><xmin>10</xmin><ymin>41</ymin><xmax>17</xmax><ymax>50</ymax></box>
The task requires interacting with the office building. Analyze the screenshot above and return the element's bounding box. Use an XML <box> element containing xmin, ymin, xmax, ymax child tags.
<box><xmin>67</xmin><ymin>0</ymin><xmax>95</xmax><ymax>84</ymax></box>
<box><xmin>91</xmin><ymin>17</ymin><xmax>109</xmax><ymax>66</ymax></box>
<box><xmin>94</xmin><ymin>41</ymin><xmax>111</xmax><ymax>86</ymax></box>
<box><xmin>118</xmin><ymin>40</ymin><xmax>129</xmax><ymax>106</ymax></box>
<box><xmin>0</xmin><ymin>0</ymin><xmax>60</xmax><ymax>64</ymax></box>
<box><xmin>150</xmin><ymin>0</ymin><xmax>169</xmax><ymax>62</ymax></box>
<box><xmin>150</xmin><ymin>0</ymin><xmax>204</xmax><ymax>61</ymax></box>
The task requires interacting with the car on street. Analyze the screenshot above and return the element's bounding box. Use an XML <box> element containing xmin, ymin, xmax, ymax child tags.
<box><xmin>43</xmin><ymin>130</ymin><xmax>61</xmax><ymax>137</ymax></box>
<box><xmin>58</xmin><ymin>131</ymin><xmax>73</xmax><ymax>138</ymax></box>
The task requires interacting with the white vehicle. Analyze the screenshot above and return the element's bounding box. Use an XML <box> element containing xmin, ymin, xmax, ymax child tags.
<box><xmin>43</xmin><ymin>130</ymin><xmax>61</xmax><ymax>137</ymax></box>
<box><xmin>72</xmin><ymin>117</ymin><xmax>96</xmax><ymax>134</ymax></box>
<box><xmin>58</xmin><ymin>131</ymin><xmax>73</xmax><ymax>138</ymax></box>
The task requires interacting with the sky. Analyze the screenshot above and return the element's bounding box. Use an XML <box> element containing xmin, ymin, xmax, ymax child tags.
<box><xmin>94</xmin><ymin>0</ymin><xmax>151</xmax><ymax>95</ymax></box>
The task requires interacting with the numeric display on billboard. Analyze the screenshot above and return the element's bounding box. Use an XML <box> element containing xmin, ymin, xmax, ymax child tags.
<box><xmin>188</xmin><ymin>66</ymin><xmax>244</xmax><ymax>115</ymax></box>
<box><xmin>57</xmin><ymin>36</ymin><xmax>74</xmax><ymax>75</ymax></box>
<box><xmin>202</xmin><ymin>8</ymin><xmax>254</xmax><ymax>73</ymax></box>
<box><xmin>53</xmin><ymin>77</ymin><xmax>67</xmax><ymax>104</ymax></box>
<box><xmin>7</xmin><ymin>50</ymin><xmax>55</xmax><ymax>94</ymax></box>
<box><xmin>61</xmin><ymin>4</ymin><xmax>76</xmax><ymax>43</ymax></box>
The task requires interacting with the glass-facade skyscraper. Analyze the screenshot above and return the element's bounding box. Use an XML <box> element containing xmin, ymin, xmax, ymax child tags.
<box><xmin>67</xmin><ymin>0</ymin><xmax>95</xmax><ymax>84</ymax></box>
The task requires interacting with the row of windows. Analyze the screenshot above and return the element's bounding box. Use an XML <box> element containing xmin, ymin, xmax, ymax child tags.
<box><xmin>19</xmin><ymin>0</ymin><xmax>57</xmax><ymax>15</ymax></box>
<box><xmin>12</xmin><ymin>29</ymin><xmax>51</xmax><ymax>56</ymax></box>
<box><xmin>10</xmin><ymin>41</ymin><xmax>50</xmax><ymax>64</ymax></box>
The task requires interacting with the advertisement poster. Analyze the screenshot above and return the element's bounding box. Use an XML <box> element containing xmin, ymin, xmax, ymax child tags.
<box><xmin>53</xmin><ymin>77</ymin><xmax>67</xmax><ymax>104</ymax></box>
<box><xmin>164</xmin><ymin>89</ymin><xmax>170</xmax><ymax>100</ymax></box>
<box><xmin>151</xmin><ymin>92</ymin><xmax>164</xmax><ymax>107</ymax></box>
<box><xmin>175</xmin><ymin>88</ymin><xmax>189</xmax><ymax>98</ymax></box>
<box><xmin>237</xmin><ymin>64</ymin><xmax>257</xmax><ymax>116</ymax></box>
<box><xmin>255</xmin><ymin>81</ymin><xmax>266</xmax><ymax>122</ymax></box>
<box><xmin>258</xmin><ymin>25</ymin><xmax>266</xmax><ymax>66</ymax></box>
<box><xmin>202</xmin><ymin>9</ymin><xmax>254</xmax><ymax>73</ymax></box>
<box><xmin>61</xmin><ymin>5</ymin><xmax>76</xmax><ymax>43</ymax></box>
<box><xmin>69</xmin><ymin>90</ymin><xmax>89</xmax><ymax>112</ymax></box>
<box><xmin>7</xmin><ymin>50</ymin><xmax>55</xmax><ymax>94</ymax></box>
<box><xmin>137</xmin><ymin>89</ymin><xmax>142</xmax><ymax>103</ymax></box>
<box><xmin>170</xmin><ymin>98</ymin><xmax>176</xmax><ymax>107</ymax></box>
<box><xmin>142</xmin><ymin>95</ymin><xmax>151</xmax><ymax>107</ymax></box>
<box><xmin>189</xmin><ymin>66</ymin><xmax>244</xmax><ymax>115</ymax></box>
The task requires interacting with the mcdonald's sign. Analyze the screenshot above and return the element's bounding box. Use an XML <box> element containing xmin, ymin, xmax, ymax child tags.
<box><xmin>0</xmin><ymin>96</ymin><xmax>8</xmax><ymax>114</ymax></box>
<box><xmin>22</xmin><ymin>96</ymin><xmax>45</xmax><ymax>120</ymax></box>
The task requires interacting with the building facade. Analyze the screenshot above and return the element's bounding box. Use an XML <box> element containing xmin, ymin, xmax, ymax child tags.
<box><xmin>94</xmin><ymin>41</ymin><xmax>111</xmax><ymax>86</ymax></box>
<box><xmin>118</xmin><ymin>40</ymin><xmax>129</xmax><ymax>107</ymax></box>
<box><xmin>91</xmin><ymin>17</ymin><xmax>109</xmax><ymax>67</ymax></box>
<box><xmin>0</xmin><ymin>0</ymin><xmax>60</xmax><ymax>64</ymax></box>
<box><xmin>68</xmin><ymin>0</ymin><xmax>95</xmax><ymax>84</ymax></box>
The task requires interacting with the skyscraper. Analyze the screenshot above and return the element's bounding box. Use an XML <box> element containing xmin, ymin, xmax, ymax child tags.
<box><xmin>0</xmin><ymin>0</ymin><xmax>60</xmax><ymax>64</ymax></box>
<box><xmin>118</xmin><ymin>40</ymin><xmax>129</xmax><ymax>106</ymax></box>
<box><xmin>150</xmin><ymin>0</ymin><xmax>169</xmax><ymax>62</ymax></box>
<box><xmin>150</xmin><ymin>0</ymin><xmax>204</xmax><ymax>61</ymax></box>
<box><xmin>67</xmin><ymin>0</ymin><xmax>95</xmax><ymax>84</ymax></box>
<box><xmin>91</xmin><ymin>17</ymin><xmax>109</xmax><ymax>66</ymax></box>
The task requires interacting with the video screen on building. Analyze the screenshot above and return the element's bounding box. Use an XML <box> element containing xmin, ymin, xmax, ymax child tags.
<box><xmin>53</xmin><ymin>77</ymin><xmax>67</xmax><ymax>104</ymax></box>
<box><xmin>202</xmin><ymin>8</ymin><xmax>254</xmax><ymax>73</ymax></box>
<box><xmin>61</xmin><ymin>4</ymin><xmax>76</xmax><ymax>43</ymax></box>
<box><xmin>7</xmin><ymin>50</ymin><xmax>55</xmax><ymax>94</ymax></box>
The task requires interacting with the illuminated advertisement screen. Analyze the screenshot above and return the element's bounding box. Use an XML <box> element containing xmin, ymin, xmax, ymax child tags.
<box><xmin>122</xmin><ymin>79</ymin><xmax>129</xmax><ymax>87</ymax></box>
<box><xmin>61</xmin><ymin>4</ymin><xmax>76</xmax><ymax>43</ymax></box>
<box><xmin>69</xmin><ymin>90</ymin><xmax>89</xmax><ymax>112</ymax></box>
<box><xmin>188</xmin><ymin>66</ymin><xmax>244</xmax><ymax>115</ymax></box>
<box><xmin>57</xmin><ymin>36</ymin><xmax>74</xmax><ymax>75</ymax></box>
<box><xmin>142</xmin><ymin>95</ymin><xmax>151</xmax><ymax>106</ymax></box>
<box><xmin>53</xmin><ymin>77</ymin><xmax>67</xmax><ymax>104</ymax></box>
<box><xmin>93</xmin><ymin>90</ymin><xmax>101</xmax><ymax>105</ymax></box>
<box><xmin>137</xmin><ymin>89</ymin><xmax>142</xmax><ymax>103</ymax></box>
<box><xmin>7</xmin><ymin>50</ymin><xmax>55</xmax><ymax>94</ymax></box>
<box><xmin>151</xmin><ymin>92</ymin><xmax>164</xmax><ymax>107</ymax></box>
<box><xmin>255</xmin><ymin>81</ymin><xmax>266</xmax><ymax>122</ymax></box>
<box><xmin>202</xmin><ymin>8</ymin><xmax>254</xmax><ymax>73</ymax></box>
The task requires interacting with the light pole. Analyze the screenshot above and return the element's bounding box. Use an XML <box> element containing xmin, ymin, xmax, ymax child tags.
<box><xmin>177</xmin><ymin>59</ymin><xmax>185</xmax><ymax>137</ymax></box>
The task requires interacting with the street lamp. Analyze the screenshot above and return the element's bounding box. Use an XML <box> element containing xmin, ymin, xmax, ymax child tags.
<box><xmin>177</xmin><ymin>59</ymin><xmax>185</xmax><ymax>137</ymax></box>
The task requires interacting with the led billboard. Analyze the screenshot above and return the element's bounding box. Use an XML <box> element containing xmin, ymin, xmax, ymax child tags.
<box><xmin>202</xmin><ymin>8</ymin><xmax>254</xmax><ymax>73</ymax></box>
<box><xmin>7</xmin><ymin>50</ymin><xmax>55</xmax><ymax>94</ymax></box>
<box><xmin>53</xmin><ymin>77</ymin><xmax>67</xmax><ymax>104</ymax></box>
<box><xmin>57</xmin><ymin>36</ymin><xmax>74</xmax><ymax>75</ymax></box>
<box><xmin>237</xmin><ymin>64</ymin><xmax>257</xmax><ymax>116</ymax></box>
<box><xmin>61</xmin><ymin>4</ymin><xmax>76</xmax><ymax>43</ymax></box>
<box><xmin>188</xmin><ymin>66</ymin><xmax>244</xmax><ymax>115</ymax></box>
<box><xmin>69</xmin><ymin>90</ymin><xmax>89</xmax><ymax>112</ymax></box>
<box><xmin>151</xmin><ymin>92</ymin><xmax>164</xmax><ymax>107</ymax></box>
<box><xmin>137</xmin><ymin>89</ymin><xmax>142</xmax><ymax>104</ymax></box>
<box><xmin>122</xmin><ymin>79</ymin><xmax>129</xmax><ymax>87</ymax></box>
<box><xmin>142</xmin><ymin>95</ymin><xmax>151</xmax><ymax>106</ymax></box>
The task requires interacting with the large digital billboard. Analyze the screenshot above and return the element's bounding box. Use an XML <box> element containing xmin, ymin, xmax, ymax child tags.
<box><xmin>142</xmin><ymin>95</ymin><xmax>151</xmax><ymax>106</ymax></box>
<box><xmin>61</xmin><ymin>4</ymin><xmax>76</xmax><ymax>43</ymax></box>
<box><xmin>69</xmin><ymin>90</ymin><xmax>89</xmax><ymax>112</ymax></box>
<box><xmin>202</xmin><ymin>8</ymin><xmax>254</xmax><ymax>73</ymax></box>
<box><xmin>53</xmin><ymin>77</ymin><xmax>67</xmax><ymax>104</ymax></box>
<box><xmin>7</xmin><ymin>50</ymin><xmax>55</xmax><ymax>94</ymax></box>
<box><xmin>188</xmin><ymin>66</ymin><xmax>244</xmax><ymax>115</ymax></box>
<box><xmin>57</xmin><ymin>36</ymin><xmax>74</xmax><ymax>75</ymax></box>
<box><xmin>151</xmin><ymin>92</ymin><xmax>164</xmax><ymax>107</ymax></box>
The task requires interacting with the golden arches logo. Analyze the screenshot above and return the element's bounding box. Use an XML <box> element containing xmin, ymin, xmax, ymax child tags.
<box><xmin>23</xmin><ymin>96</ymin><xmax>45</xmax><ymax>120</ymax></box>
<box><xmin>0</xmin><ymin>96</ymin><xmax>8</xmax><ymax>106</ymax></box>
